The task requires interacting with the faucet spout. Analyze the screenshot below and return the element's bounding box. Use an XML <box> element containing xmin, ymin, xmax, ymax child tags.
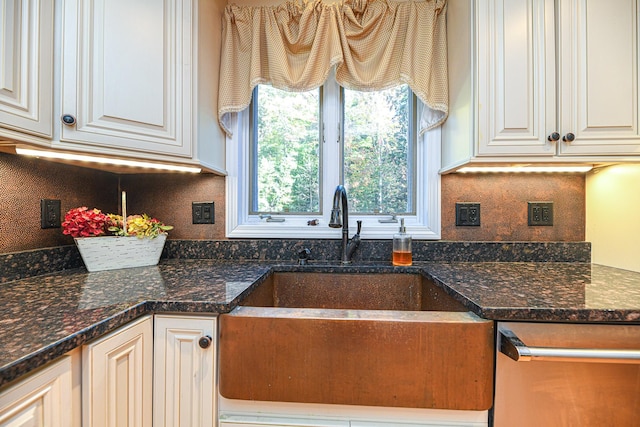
<box><xmin>329</xmin><ymin>185</ymin><xmax>347</xmax><ymax>228</ymax></box>
<box><xmin>329</xmin><ymin>185</ymin><xmax>361</xmax><ymax>264</ymax></box>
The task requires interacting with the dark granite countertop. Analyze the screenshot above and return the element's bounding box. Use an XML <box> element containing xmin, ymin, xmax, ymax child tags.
<box><xmin>424</xmin><ymin>262</ymin><xmax>640</xmax><ymax>323</ymax></box>
<box><xmin>0</xmin><ymin>260</ymin><xmax>272</xmax><ymax>388</ymax></box>
<box><xmin>2</xmin><ymin>258</ymin><xmax>640</xmax><ymax>388</ymax></box>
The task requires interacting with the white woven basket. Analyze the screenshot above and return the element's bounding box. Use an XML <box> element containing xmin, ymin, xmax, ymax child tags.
<box><xmin>74</xmin><ymin>234</ymin><xmax>167</xmax><ymax>272</ymax></box>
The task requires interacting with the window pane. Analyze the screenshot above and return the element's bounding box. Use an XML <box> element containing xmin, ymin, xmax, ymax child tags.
<box><xmin>343</xmin><ymin>85</ymin><xmax>414</xmax><ymax>215</ymax></box>
<box><xmin>252</xmin><ymin>85</ymin><xmax>321</xmax><ymax>214</ymax></box>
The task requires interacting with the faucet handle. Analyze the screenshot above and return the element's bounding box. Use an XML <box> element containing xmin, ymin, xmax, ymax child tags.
<box><xmin>356</xmin><ymin>220</ymin><xmax>362</xmax><ymax>235</ymax></box>
<box><xmin>298</xmin><ymin>247</ymin><xmax>311</xmax><ymax>265</ymax></box>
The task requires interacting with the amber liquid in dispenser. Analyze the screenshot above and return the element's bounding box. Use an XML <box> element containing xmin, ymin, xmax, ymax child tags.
<box><xmin>392</xmin><ymin>218</ymin><xmax>412</xmax><ymax>266</ymax></box>
<box><xmin>392</xmin><ymin>250</ymin><xmax>412</xmax><ymax>266</ymax></box>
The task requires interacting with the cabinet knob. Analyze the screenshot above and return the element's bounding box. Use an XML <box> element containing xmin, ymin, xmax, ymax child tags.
<box><xmin>198</xmin><ymin>335</ymin><xmax>212</xmax><ymax>349</ymax></box>
<box><xmin>547</xmin><ymin>132</ymin><xmax>560</xmax><ymax>142</ymax></box>
<box><xmin>563</xmin><ymin>133</ymin><xmax>575</xmax><ymax>142</ymax></box>
<box><xmin>61</xmin><ymin>114</ymin><xmax>76</xmax><ymax>126</ymax></box>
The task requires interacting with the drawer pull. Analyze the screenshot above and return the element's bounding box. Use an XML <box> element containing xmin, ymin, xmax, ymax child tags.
<box><xmin>499</xmin><ymin>328</ymin><xmax>640</xmax><ymax>364</ymax></box>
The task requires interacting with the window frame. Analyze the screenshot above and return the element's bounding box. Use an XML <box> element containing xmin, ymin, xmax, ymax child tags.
<box><xmin>225</xmin><ymin>80</ymin><xmax>441</xmax><ymax>240</ymax></box>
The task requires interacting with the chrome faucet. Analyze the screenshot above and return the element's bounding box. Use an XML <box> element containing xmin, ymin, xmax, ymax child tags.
<box><xmin>328</xmin><ymin>185</ymin><xmax>362</xmax><ymax>264</ymax></box>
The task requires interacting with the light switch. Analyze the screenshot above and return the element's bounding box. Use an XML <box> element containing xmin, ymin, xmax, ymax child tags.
<box><xmin>192</xmin><ymin>202</ymin><xmax>215</xmax><ymax>224</ymax></box>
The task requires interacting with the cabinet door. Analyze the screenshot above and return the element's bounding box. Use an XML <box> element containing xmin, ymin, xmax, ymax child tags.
<box><xmin>59</xmin><ymin>0</ymin><xmax>194</xmax><ymax>158</ymax></box>
<box><xmin>558</xmin><ymin>0</ymin><xmax>640</xmax><ymax>156</ymax></box>
<box><xmin>82</xmin><ymin>315</ymin><xmax>153</xmax><ymax>427</ymax></box>
<box><xmin>0</xmin><ymin>356</ymin><xmax>72</xmax><ymax>427</ymax></box>
<box><xmin>476</xmin><ymin>0</ymin><xmax>556</xmax><ymax>156</ymax></box>
<box><xmin>154</xmin><ymin>315</ymin><xmax>216</xmax><ymax>427</ymax></box>
<box><xmin>0</xmin><ymin>0</ymin><xmax>53</xmax><ymax>139</ymax></box>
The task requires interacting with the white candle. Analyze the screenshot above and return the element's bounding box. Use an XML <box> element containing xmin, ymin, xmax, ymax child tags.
<box><xmin>122</xmin><ymin>191</ymin><xmax>127</xmax><ymax>236</ymax></box>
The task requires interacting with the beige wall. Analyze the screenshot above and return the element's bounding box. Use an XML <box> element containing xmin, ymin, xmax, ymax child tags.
<box><xmin>586</xmin><ymin>164</ymin><xmax>640</xmax><ymax>272</ymax></box>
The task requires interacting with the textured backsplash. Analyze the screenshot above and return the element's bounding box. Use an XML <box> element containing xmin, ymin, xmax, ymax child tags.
<box><xmin>0</xmin><ymin>152</ymin><xmax>585</xmax><ymax>255</ymax></box>
<box><xmin>441</xmin><ymin>172</ymin><xmax>585</xmax><ymax>241</ymax></box>
<box><xmin>0</xmin><ymin>152</ymin><xmax>117</xmax><ymax>253</ymax></box>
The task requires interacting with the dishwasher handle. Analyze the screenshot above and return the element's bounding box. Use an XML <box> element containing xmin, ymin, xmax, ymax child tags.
<box><xmin>499</xmin><ymin>327</ymin><xmax>640</xmax><ymax>364</ymax></box>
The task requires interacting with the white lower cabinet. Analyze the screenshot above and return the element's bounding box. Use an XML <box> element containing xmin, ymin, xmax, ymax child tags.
<box><xmin>82</xmin><ymin>315</ymin><xmax>154</xmax><ymax>427</ymax></box>
<box><xmin>220</xmin><ymin>418</ymin><xmax>484</xmax><ymax>427</ymax></box>
<box><xmin>219</xmin><ymin>420</ymin><xmax>477</xmax><ymax>427</ymax></box>
<box><xmin>219</xmin><ymin>418</ymin><xmax>347</xmax><ymax>427</ymax></box>
<box><xmin>1</xmin><ymin>314</ymin><xmax>217</xmax><ymax>427</ymax></box>
<box><xmin>219</xmin><ymin>416</ymin><xmax>486</xmax><ymax>427</ymax></box>
<box><xmin>219</xmin><ymin>419</ymin><xmax>344</xmax><ymax>427</ymax></box>
<box><xmin>219</xmin><ymin>400</ymin><xmax>488</xmax><ymax>427</ymax></box>
<box><xmin>0</xmin><ymin>356</ymin><xmax>73</xmax><ymax>427</ymax></box>
<box><xmin>153</xmin><ymin>315</ymin><xmax>217</xmax><ymax>427</ymax></box>
<box><xmin>83</xmin><ymin>314</ymin><xmax>217</xmax><ymax>427</ymax></box>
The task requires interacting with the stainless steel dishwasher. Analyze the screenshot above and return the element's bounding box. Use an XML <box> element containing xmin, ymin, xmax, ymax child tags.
<box><xmin>494</xmin><ymin>322</ymin><xmax>640</xmax><ymax>426</ymax></box>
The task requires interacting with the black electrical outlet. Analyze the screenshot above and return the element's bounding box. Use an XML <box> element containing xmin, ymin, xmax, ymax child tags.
<box><xmin>41</xmin><ymin>199</ymin><xmax>61</xmax><ymax>229</ymax></box>
<box><xmin>455</xmin><ymin>202</ymin><xmax>480</xmax><ymax>226</ymax></box>
<box><xmin>192</xmin><ymin>202</ymin><xmax>215</xmax><ymax>224</ymax></box>
<box><xmin>528</xmin><ymin>202</ymin><xmax>553</xmax><ymax>226</ymax></box>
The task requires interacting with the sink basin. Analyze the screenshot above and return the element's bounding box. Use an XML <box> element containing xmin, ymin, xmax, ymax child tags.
<box><xmin>219</xmin><ymin>271</ymin><xmax>494</xmax><ymax>411</ymax></box>
<box><xmin>239</xmin><ymin>271</ymin><xmax>468</xmax><ymax>311</ymax></box>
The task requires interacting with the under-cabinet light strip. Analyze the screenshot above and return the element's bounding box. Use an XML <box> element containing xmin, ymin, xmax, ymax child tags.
<box><xmin>457</xmin><ymin>166</ymin><xmax>593</xmax><ymax>173</ymax></box>
<box><xmin>15</xmin><ymin>148</ymin><xmax>202</xmax><ymax>173</ymax></box>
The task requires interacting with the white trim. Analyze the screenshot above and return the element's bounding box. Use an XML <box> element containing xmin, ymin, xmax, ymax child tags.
<box><xmin>226</xmin><ymin>94</ymin><xmax>442</xmax><ymax>240</ymax></box>
<box><xmin>219</xmin><ymin>397</ymin><xmax>487</xmax><ymax>426</ymax></box>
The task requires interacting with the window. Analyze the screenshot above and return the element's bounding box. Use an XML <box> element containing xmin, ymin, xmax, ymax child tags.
<box><xmin>226</xmin><ymin>75</ymin><xmax>441</xmax><ymax>239</ymax></box>
<box><xmin>251</xmin><ymin>85</ymin><xmax>321</xmax><ymax>215</ymax></box>
<box><xmin>342</xmin><ymin>85</ymin><xmax>415</xmax><ymax>215</ymax></box>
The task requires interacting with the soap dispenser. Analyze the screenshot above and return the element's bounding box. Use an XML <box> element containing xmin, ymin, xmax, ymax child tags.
<box><xmin>392</xmin><ymin>218</ymin><xmax>412</xmax><ymax>266</ymax></box>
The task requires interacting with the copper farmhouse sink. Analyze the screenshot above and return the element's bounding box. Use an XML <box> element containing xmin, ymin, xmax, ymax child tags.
<box><xmin>239</xmin><ymin>271</ymin><xmax>470</xmax><ymax>311</ymax></box>
<box><xmin>219</xmin><ymin>272</ymin><xmax>494</xmax><ymax>411</ymax></box>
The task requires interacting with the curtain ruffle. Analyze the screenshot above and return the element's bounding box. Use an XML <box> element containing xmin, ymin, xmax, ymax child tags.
<box><xmin>218</xmin><ymin>0</ymin><xmax>448</xmax><ymax>137</ymax></box>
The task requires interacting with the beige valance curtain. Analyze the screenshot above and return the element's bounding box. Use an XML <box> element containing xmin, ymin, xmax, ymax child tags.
<box><xmin>218</xmin><ymin>0</ymin><xmax>448</xmax><ymax>137</ymax></box>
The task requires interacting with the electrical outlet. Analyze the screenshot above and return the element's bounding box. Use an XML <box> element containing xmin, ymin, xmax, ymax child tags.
<box><xmin>41</xmin><ymin>199</ymin><xmax>61</xmax><ymax>229</ymax></box>
<box><xmin>192</xmin><ymin>202</ymin><xmax>215</xmax><ymax>224</ymax></box>
<box><xmin>528</xmin><ymin>202</ymin><xmax>553</xmax><ymax>226</ymax></box>
<box><xmin>455</xmin><ymin>202</ymin><xmax>480</xmax><ymax>226</ymax></box>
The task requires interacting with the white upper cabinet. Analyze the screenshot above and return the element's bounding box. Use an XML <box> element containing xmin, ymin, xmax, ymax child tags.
<box><xmin>58</xmin><ymin>0</ymin><xmax>194</xmax><ymax>159</ymax></box>
<box><xmin>55</xmin><ymin>0</ymin><xmax>226</xmax><ymax>173</ymax></box>
<box><xmin>557</xmin><ymin>0</ymin><xmax>640</xmax><ymax>156</ymax></box>
<box><xmin>0</xmin><ymin>0</ymin><xmax>53</xmax><ymax>140</ymax></box>
<box><xmin>442</xmin><ymin>0</ymin><xmax>640</xmax><ymax>172</ymax></box>
<box><xmin>1</xmin><ymin>0</ymin><xmax>226</xmax><ymax>173</ymax></box>
<box><xmin>476</xmin><ymin>0</ymin><xmax>556</xmax><ymax>157</ymax></box>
